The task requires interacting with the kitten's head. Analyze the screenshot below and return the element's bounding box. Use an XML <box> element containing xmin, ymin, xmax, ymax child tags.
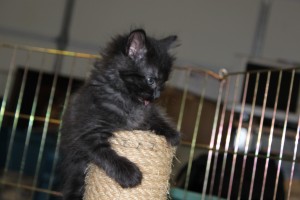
<box><xmin>121</xmin><ymin>29</ymin><xmax>178</xmax><ymax>105</ymax></box>
<box><xmin>96</xmin><ymin>29</ymin><xmax>177</xmax><ymax>105</ymax></box>
<box><xmin>96</xmin><ymin>29</ymin><xmax>177</xmax><ymax>106</ymax></box>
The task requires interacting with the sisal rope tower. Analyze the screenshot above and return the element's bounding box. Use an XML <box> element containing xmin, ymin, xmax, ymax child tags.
<box><xmin>83</xmin><ymin>130</ymin><xmax>176</xmax><ymax>200</ymax></box>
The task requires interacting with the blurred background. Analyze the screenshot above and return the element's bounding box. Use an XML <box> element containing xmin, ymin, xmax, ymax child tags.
<box><xmin>0</xmin><ymin>0</ymin><xmax>299</xmax><ymax>199</ymax></box>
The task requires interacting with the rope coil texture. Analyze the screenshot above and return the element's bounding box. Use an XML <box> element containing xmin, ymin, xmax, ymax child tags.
<box><xmin>83</xmin><ymin>130</ymin><xmax>176</xmax><ymax>200</ymax></box>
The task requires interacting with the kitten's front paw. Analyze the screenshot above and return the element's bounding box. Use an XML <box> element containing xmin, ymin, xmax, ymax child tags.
<box><xmin>165</xmin><ymin>130</ymin><xmax>181</xmax><ymax>146</ymax></box>
<box><xmin>114</xmin><ymin>157</ymin><xmax>142</xmax><ymax>188</ymax></box>
<box><xmin>163</xmin><ymin>129</ymin><xmax>181</xmax><ymax>146</ymax></box>
<box><xmin>154</xmin><ymin>126</ymin><xmax>181</xmax><ymax>146</ymax></box>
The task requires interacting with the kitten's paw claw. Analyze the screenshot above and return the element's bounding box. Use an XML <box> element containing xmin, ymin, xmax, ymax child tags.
<box><xmin>114</xmin><ymin>158</ymin><xmax>142</xmax><ymax>188</ymax></box>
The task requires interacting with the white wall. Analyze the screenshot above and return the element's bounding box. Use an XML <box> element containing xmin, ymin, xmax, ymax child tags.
<box><xmin>263</xmin><ymin>0</ymin><xmax>300</xmax><ymax>64</ymax></box>
<box><xmin>68</xmin><ymin>0</ymin><xmax>260</xmax><ymax>73</ymax></box>
<box><xmin>0</xmin><ymin>0</ymin><xmax>300</xmax><ymax>71</ymax></box>
<box><xmin>0</xmin><ymin>0</ymin><xmax>258</xmax><ymax>73</ymax></box>
<box><xmin>1</xmin><ymin>0</ymin><xmax>299</xmax><ymax>71</ymax></box>
<box><xmin>0</xmin><ymin>0</ymin><xmax>64</xmax><ymax>48</ymax></box>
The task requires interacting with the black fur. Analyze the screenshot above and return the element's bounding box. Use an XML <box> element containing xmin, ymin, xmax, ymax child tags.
<box><xmin>60</xmin><ymin>29</ymin><xmax>180</xmax><ymax>200</ymax></box>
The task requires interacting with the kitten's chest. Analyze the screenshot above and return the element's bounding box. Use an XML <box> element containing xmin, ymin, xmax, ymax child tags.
<box><xmin>125</xmin><ymin>106</ymin><xmax>148</xmax><ymax>129</ymax></box>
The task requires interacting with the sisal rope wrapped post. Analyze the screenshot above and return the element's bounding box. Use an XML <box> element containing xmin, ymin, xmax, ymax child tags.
<box><xmin>83</xmin><ymin>130</ymin><xmax>176</xmax><ymax>200</ymax></box>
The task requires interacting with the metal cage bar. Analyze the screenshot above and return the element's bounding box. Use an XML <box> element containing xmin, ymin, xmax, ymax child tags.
<box><xmin>249</xmin><ymin>71</ymin><xmax>270</xmax><ymax>200</ymax></box>
<box><xmin>228</xmin><ymin>72</ymin><xmax>250</xmax><ymax>199</ymax></box>
<box><xmin>3</xmin><ymin>50</ymin><xmax>31</xmax><ymax>179</ymax></box>
<box><xmin>201</xmin><ymin>79</ymin><xmax>224</xmax><ymax>199</ymax></box>
<box><xmin>183</xmin><ymin>73</ymin><xmax>208</xmax><ymax>200</ymax></box>
<box><xmin>273</xmin><ymin>70</ymin><xmax>295</xmax><ymax>200</ymax></box>
<box><xmin>209</xmin><ymin>77</ymin><xmax>230</xmax><ymax>197</ymax></box>
<box><xmin>177</xmin><ymin>69</ymin><xmax>191</xmax><ymax>132</ymax></box>
<box><xmin>260</xmin><ymin>70</ymin><xmax>282</xmax><ymax>200</ymax></box>
<box><xmin>0</xmin><ymin>46</ymin><xmax>17</xmax><ymax>133</ymax></box>
<box><xmin>218</xmin><ymin>75</ymin><xmax>240</xmax><ymax>198</ymax></box>
<box><xmin>18</xmin><ymin>52</ymin><xmax>46</xmax><ymax>185</ymax></box>
<box><xmin>287</xmin><ymin>114</ymin><xmax>300</xmax><ymax>199</ymax></box>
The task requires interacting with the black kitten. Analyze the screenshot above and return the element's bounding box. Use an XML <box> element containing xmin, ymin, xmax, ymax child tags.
<box><xmin>60</xmin><ymin>29</ymin><xmax>180</xmax><ymax>200</ymax></box>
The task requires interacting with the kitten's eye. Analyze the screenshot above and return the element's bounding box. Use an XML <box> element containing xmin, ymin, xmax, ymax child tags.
<box><xmin>146</xmin><ymin>77</ymin><xmax>155</xmax><ymax>85</ymax></box>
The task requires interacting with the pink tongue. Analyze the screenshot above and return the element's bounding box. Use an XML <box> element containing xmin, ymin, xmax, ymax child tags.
<box><xmin>144</xmin><ymin>100</ymin><xmax>150</xmax><ymax>106</ymax></box>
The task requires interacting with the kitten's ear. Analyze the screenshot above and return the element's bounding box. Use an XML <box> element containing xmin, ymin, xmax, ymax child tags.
<box><xmin>160</xmin><ymin>35</ymin><xmax>179</xmax><ymax>50</ymax></box>
<box><xmin>126</xmin><ymin>29</ymin><xmax>147</xmax><ymax>61</ymax></box>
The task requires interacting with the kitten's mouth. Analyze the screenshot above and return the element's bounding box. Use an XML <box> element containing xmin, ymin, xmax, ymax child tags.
<box><xmin>144</xmin><ymin>100</ymin><xmax>150</xmax><ymax>106</ymax></box>
<box><xmin>138</xmin><ymin>97</ymin><xmax>150</xmax><ymax>106</ymax></box>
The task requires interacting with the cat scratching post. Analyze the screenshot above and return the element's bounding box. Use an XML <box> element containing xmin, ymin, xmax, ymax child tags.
<box><xmin>83</xmin><ymin>130</ymin><xmax>176</xmax><ymax>200</ymax></box>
